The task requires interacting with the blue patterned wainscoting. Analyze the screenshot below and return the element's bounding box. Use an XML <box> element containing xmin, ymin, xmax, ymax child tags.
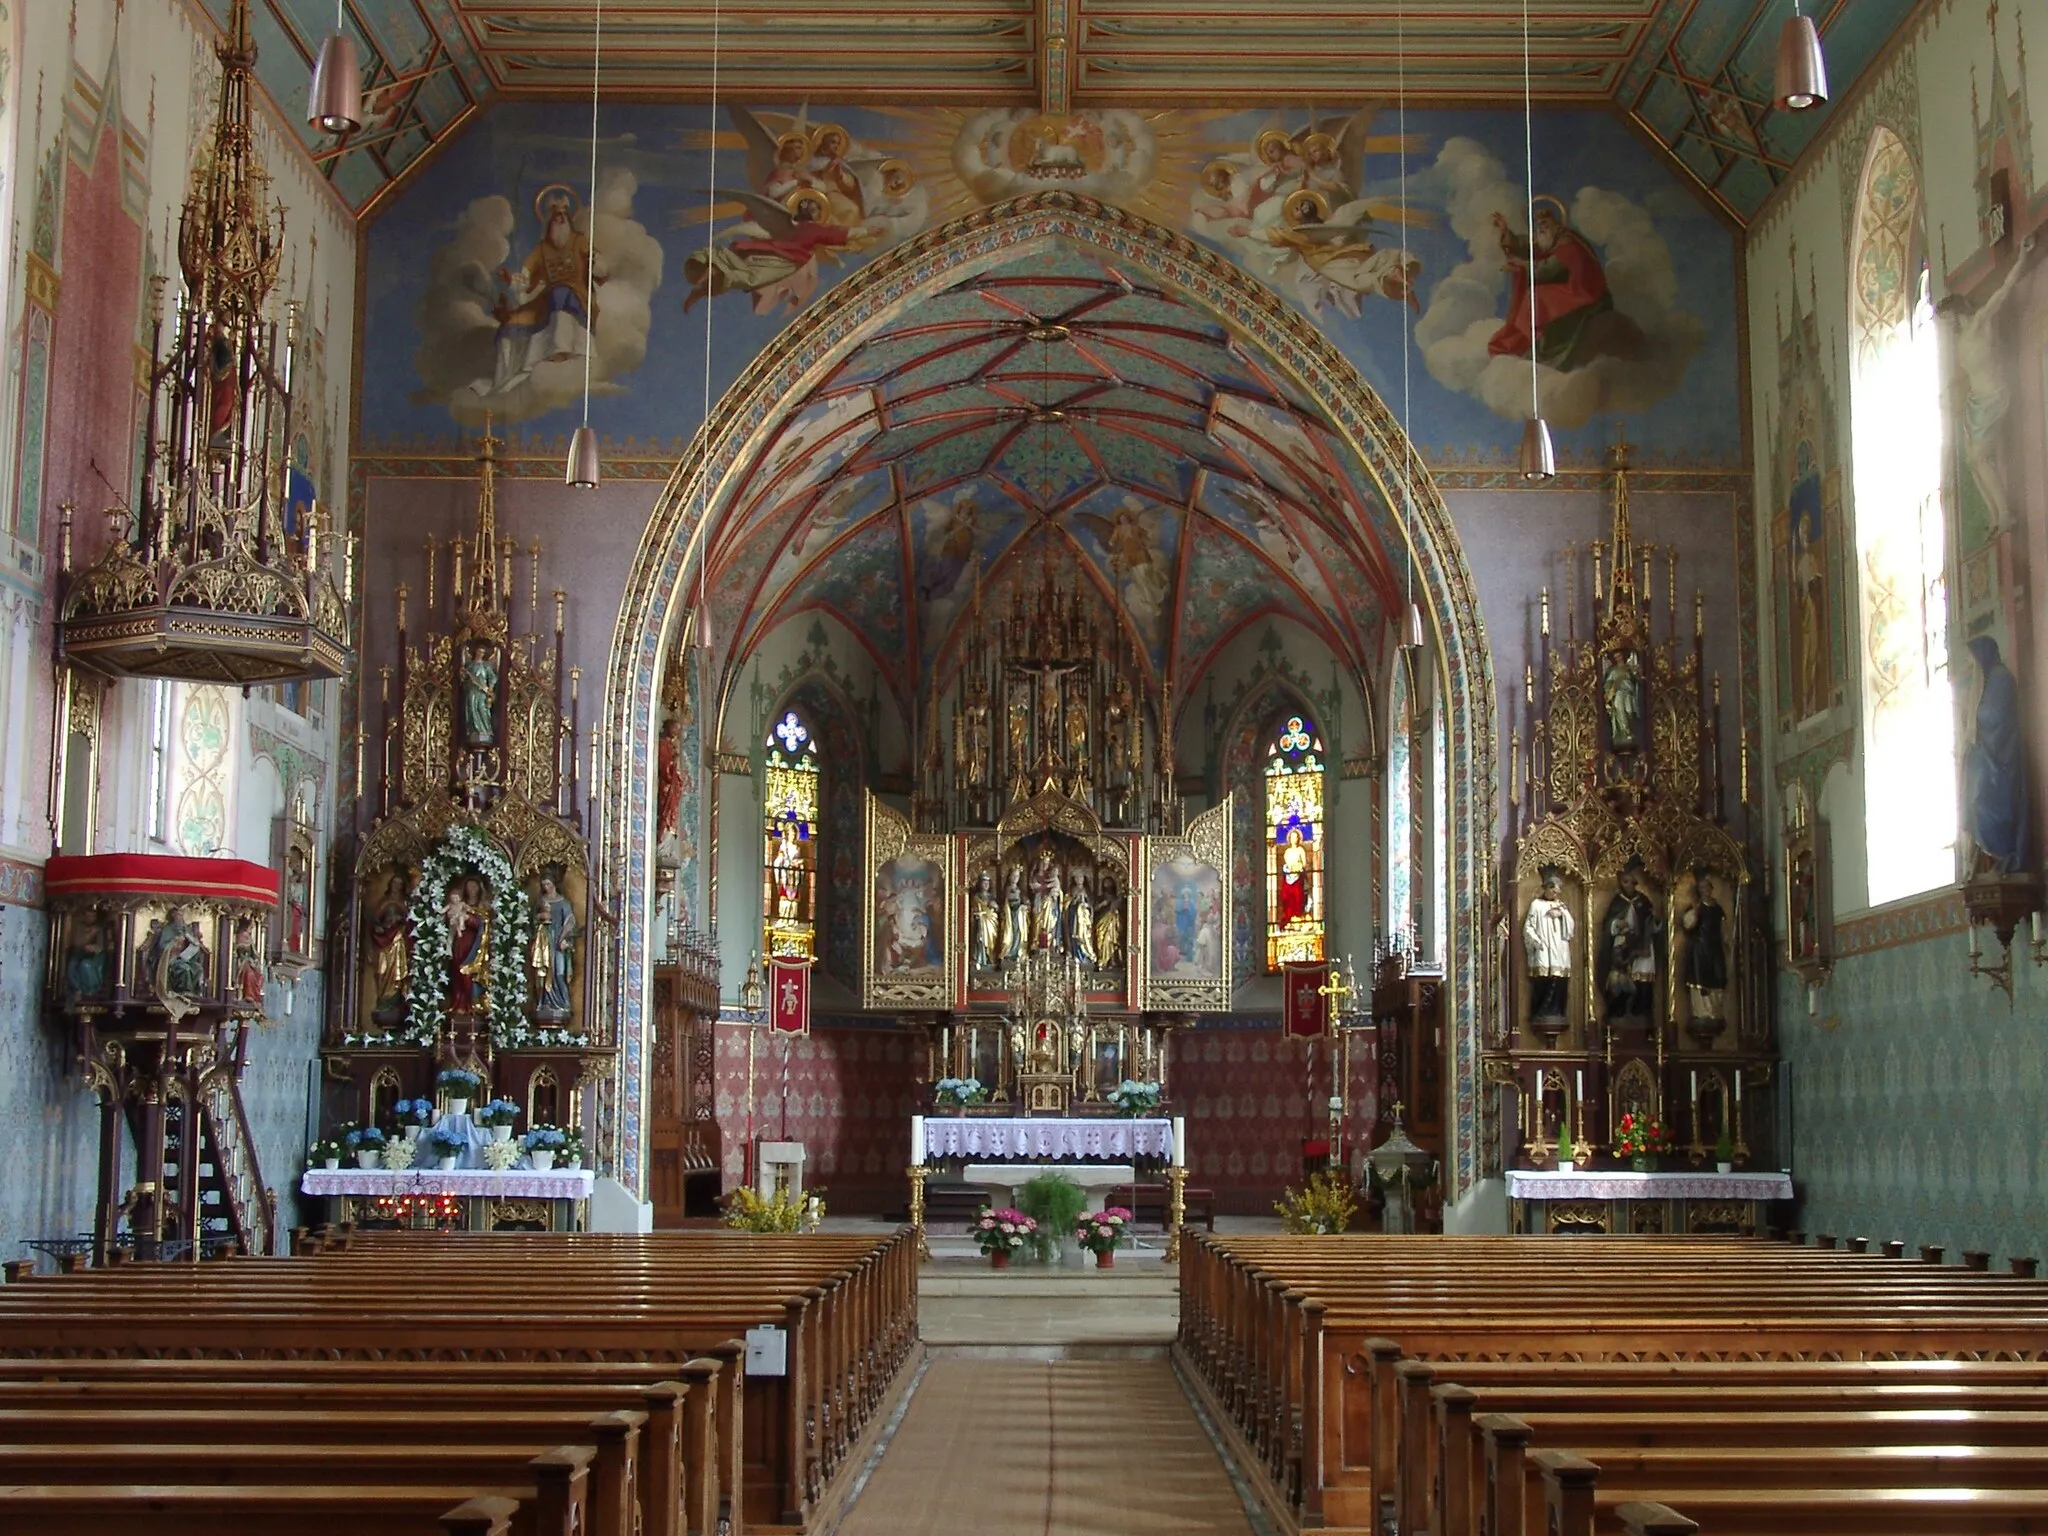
<box><xmin>0</xmin><ymin>904</ymin><xmax>98</xmax><ymax>1258</ymax></box>
<box><xmin>242</xmin><ymin>971</ymin><xmax>322</xmax><ymax>1245</ymax></box>
<box><xmin>1780</xmin><ymin>930</ymin><xmax>2048</xmax><ymax>1267</ymax></box>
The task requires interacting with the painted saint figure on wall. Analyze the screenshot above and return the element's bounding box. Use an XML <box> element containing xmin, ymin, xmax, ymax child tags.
<box><xmin>473</xmin><ymin>186</ymin><xmax>607</xmax><ymax>402</ymax></box>
<box><xmin>1487</xmin><ymin>199</ymin><xmax>1640</xmax><ymax>372</ymax></box>
<box><xmin>1785</xmin><ymin>450</ymin><xmax>1831</xmax><ymax>721</ymax></box>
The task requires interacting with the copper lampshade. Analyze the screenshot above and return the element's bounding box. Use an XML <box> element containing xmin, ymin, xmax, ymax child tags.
<box><xmin>1773</xmin><ymin>11</ymin><xmax>1829</xmax><ymax>111</ymax></box>
<box><xmin>565</xmin><ymin>424</ymin><xmax>600</xmax><ymax>489</ymax></box>
<box><xmin>1518</xmin><ymin>416</ymin><xmax>1556</xmax><ymax>481</ymax></box>
<box><xmin>307</xmin><ymin>32</ymin><xmax>362</xmax><ymax>135</ymax></box>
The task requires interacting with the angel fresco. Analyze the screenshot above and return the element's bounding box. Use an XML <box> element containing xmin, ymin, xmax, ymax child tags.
<box><xmin>1071</xmin><ymin>494</ymin><xmax>1172</xmax><ymax>630</ymax></box>
<box><xmin>1191</xmin><ymin>113</ymin><xmax>1424</xmax><ymax>318</ymax></box>
<box><xmin>683</xmin><ymin>109</ymin><xmax>929</xmax><ymax>315</ymax></box>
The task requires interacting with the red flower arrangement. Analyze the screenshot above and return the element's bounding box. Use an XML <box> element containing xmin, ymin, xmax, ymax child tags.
<box><xmin>1612</xmin><ymin>1111</ymin><xmax>1674</xmax><ymax>1158</ymax></box>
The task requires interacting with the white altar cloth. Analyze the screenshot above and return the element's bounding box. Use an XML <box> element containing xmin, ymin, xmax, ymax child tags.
<box><xmin>1505</xmin><ymin>1169</ymin><xmax>1793</xmax><ymax>1201</ymax></box>
<box><xmin>923</xmin><ymin>1116</ymin><xmax>1173</xmax><ymax>1163</ymax></box>
<box><xmin>302</xmin><ymin>1168</ymin><xmax>596</xmax><ymax>1201</ymax></box>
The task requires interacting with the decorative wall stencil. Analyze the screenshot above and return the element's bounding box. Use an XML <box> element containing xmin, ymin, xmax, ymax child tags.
<box><xmin>174</xmin><ymin>686</ymin><xmax>231</xmax><ymax>856</ymax></box>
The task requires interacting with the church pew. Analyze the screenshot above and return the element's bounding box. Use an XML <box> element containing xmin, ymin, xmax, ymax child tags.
<box><xmin>1535</xmin><ymin>1448</ymin><xmax>2048</xmax><ymax>1536</ymax></box>
<box><xmin>1171</xmin><ymin>1234</ymin><xmax>2048</xmax><ymax>1533</ymax></box>
<box><xmin>0</xmin><ymin>1482</ymin><xmax>551</xmax><ymax>1536</ymax></box>
<box><xmin>0</xmin><ymin>1231</ymin><xmax>920</xmax><ymax>1534</ymax></box>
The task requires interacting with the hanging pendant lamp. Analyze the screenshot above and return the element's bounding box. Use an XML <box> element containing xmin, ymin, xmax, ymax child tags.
<box><xmin>1773</xmin><ymin>1</ymin><xmax>1829</xmax><ymax>112</ymax></box>
<box><xmin>1516</xmin><ymin>0</ymin><xmax>1556</xmax><ymax>483</ymax></box>
<box><xmin>307</xmin><ymin>0</ymin><xmax>362</xmax><ymax>134</ymax></box>
<box><xmin>566</xmin><ymin>0</ymin><xmax>605</xmax><ymax>488</ymax></box>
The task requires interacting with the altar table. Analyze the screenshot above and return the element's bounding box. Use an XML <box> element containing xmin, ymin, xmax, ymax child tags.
<box><xmin>922</xmin><ymin>1116</ymin><xmax>1174</xmax><ymax>1163</ymax></box>
<box><xmin>301</xmin><ymin>1167</ymin><xmax>595</xmax><ymax>1232</ymax></box>
<box><xmin>1505</xmin><ymin>1168</ymin><xmax>1794</xmax><ymax>1237</ymax></box>
<box><xmin>963</xmin><ymin>1163</ymin><xmax>1137</xmax><ymax>1211</ymax></box>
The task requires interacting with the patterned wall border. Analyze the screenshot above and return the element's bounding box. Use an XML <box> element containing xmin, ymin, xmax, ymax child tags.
<box><xmin>597</xmin><ymin>191</ymin><xmax>1501</xmax><ymax>1198</ymax></box>
<box><xmin>0</xmin><ymin>854</ymin><xmax>44</xmax><ymax>907</ymax></box>
<box><xmin>1833</xmin><ymin>889</ymin><xmax>1969</xmax><ymax>957</ymax></box>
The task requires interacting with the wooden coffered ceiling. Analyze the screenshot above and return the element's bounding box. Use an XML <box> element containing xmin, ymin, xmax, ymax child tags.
<box><xmin>206</xmin><ymin>0</ymin><xmax>1918</xmax><ymax>222</ymax></box>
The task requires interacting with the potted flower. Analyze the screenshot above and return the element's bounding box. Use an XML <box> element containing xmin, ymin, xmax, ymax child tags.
<box><xmin>422</xmin><ymin>1125</ymin><xmax>467</xmax><ymax>1171</ymax></box>
<box><xmin>1614</xmin><ymin>1111</ymin><xmax>1673</xmax><ymax>1172</ymax></box>
<box><xmin>560</xmin><ymin>1127</ymin><xmax>586</xmax><ymax>1171</ymax></box>
<box><xmin>1714</xmin><ymin>1122</ymin><xmax>1736</xmax><ymax>1176</ymax></box>
<box><xmin>523</xmin><ymin>1123</ymin><xmax>567</xmax><ymax>1171</ymax></box>
<box><xmin>343</xmin><ymin>1124</ymin><xmax>386</xmax><ymax>1170</ymax></box>
<box><xmin>933</xmin><ymin>1077</ymin><xmax>987</xmax><ymax>1113</ymax></box>
<box><xmin>436</xmin><ymin>1067</ymin><xmax>483</xmax><ymax>1116</ymax></box>
<box><xmin>1105</xmin><ymin>1080</ymin><xmax>1162</xmax><ymax>1118</ymax></box>
<box><xmin>476</xmin><ymin>1097</ymin><xmax>521</xmax><ymax>1142</ymax></box>
<box><xmin>393</xmin><ymin>1098</ymin><xmax>435</xmax><ymax>1138</ymax></box>
<box><xmin>972</xmin><ymin>1206</ymin><xmax>1036</xmax><ymax>1269</ymax></box>
<box><xmin>382</xmin><ymin>1134</ymin><xmax>421</xmax><ymax>1171</ymax></box>
<box><xmin>308</xmin><ymin>1137</ymin><xmax>343</xmax><ymax>1171</ymax></box>
<box><xmin>1075</xmin><ymin>1206</ymin><xmax>1132</xmax><ymax>1268</ymax></box>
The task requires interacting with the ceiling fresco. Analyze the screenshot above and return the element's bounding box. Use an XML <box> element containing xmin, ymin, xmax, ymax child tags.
<box><xmin>211</xmin><ymin>0</ymin><xmax>1915</xmax><ymax>222</ymax></box>
<box><xmin>707</xmin><ymin>243</ymin><xmax>1402</xmax><ymax>711</ymax></box>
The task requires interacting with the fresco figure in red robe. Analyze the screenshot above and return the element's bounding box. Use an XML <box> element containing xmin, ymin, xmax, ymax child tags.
<box><xmin>1487</xmin><ymin>200</ymin><xmax>1634</xmax><ymax>372</ymax></box>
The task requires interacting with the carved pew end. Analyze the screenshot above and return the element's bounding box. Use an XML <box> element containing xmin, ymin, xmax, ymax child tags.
<box><xmin>441</xmin><ymin>1494</ymin><xmax>523</xmax><ymax>1536</ymax></box>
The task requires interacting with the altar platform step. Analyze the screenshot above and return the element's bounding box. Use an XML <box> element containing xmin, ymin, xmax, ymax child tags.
<box><xmin>918</xmin><ymin>1249</ymin><xmax>1179</xmax><ymax>1347</ymax></box>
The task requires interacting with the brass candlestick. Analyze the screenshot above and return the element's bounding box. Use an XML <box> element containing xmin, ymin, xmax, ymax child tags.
<box><xmin>907</xmin><ymin>1163</ymin><xmax>932</xmax><ymax>1264</ymax></box>
<box><xmin>1165</xmin><ymin>1164</ymin><xmax>1189</xmax><ymax>1262</ymax></box>
<box><xmin>1571</xmin><ymin>1086</ymin><xmax>1593</xmax><ymax>1167</ymax></box>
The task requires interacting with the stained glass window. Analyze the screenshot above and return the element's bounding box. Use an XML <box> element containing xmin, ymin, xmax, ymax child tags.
<box><xmin>1850</xmin><ymin>128</ymin><xmax>1954</xmax><ymax>903</ymax></box>
<box><xmin>1265</xmin><ymin>714</ymin><xmax>1326</xmax><ymax>968</ymax></box>
<box><xmin>763</xmin><ymin>709</ymin><xmax>820</xmax><ymax>958</ymax></box>
<box><xmin>1387</xmin><ymin>666</ymin><xmax>1412</xmax><ymax>950</ymax></box>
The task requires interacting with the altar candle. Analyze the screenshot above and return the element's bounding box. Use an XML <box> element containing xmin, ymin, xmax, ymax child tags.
<box><xmin>1575</xmin><ymin>1069</ymin><xmax>1583</xmax><ymax>1105</ymax></box>
<box><xmin>1734</xmin><ymin>1072</ymin><xmax>1742</xmax><ymax>1104</ymax></box>
<box><xmin>1690</xmin><ymin>1069</ymin><xmax>1698</xmax><ymax>1103</ymax></box>
<box><xmin>2033</xmin><ymin>912</ymin><xmax>2043</xmax><ymax>946</ymax></box>
<box><xmin>1173</xmin><ymin>1115</ymin><xmax>1187</xmax><ymax>1167</ymax></box>
<box><xmin>911</xmin><ymin>1114</ymin><xmax>925</xmax><ymax>1166</ymax></box>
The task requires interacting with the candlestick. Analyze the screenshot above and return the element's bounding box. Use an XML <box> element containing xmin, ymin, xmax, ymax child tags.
<box><xmin>570</xmin><ymin>666</ymin><xmax>581</xmax><ymax>703</ymax></box>
<box><xmin>530</xmin><ymin>540</ymin><xmax>542</xmax><ymax>619</ymax></box>
<box><xmin>1713</xmin><ymin>674</ymin><xmax>1722</xmax><ymax>707</ymax></box>
<box><xmin>1642</xmin><ymin>545</ymin><xmax>1652</xmax><ymax>603</ymax></box>
<box><xmin>1592</xmin><ymin>543</ymin><xmax>1604</xmax><ymax>602</ymax></box>
<box><xmin>395</xmin><ymin>583</ymin><xmax>408</xmax><ymax>635</ymax></box>
<box><xmin>1540</xmin><ymin>587</ymin><xmax>1550</xmax><ymax>637</ymax></box>
<box><xmin>1694</xmin><ymin>589</ymin><xmax>1703</xmax><ymax>638</ymax></box>
<box><xmin>1524</xmin><ymin>662</ymin><xmax>1535</xmax><ymax>704</ymax></box>
<box><xmin>554</xmin><ymin>589</ymin><xmax>566</xmax><ymax>636</ymax></box>
<box><xmin>452</xmin><ymin>539</ymin><xmax>464</xmax><ymax>596</ymax></box>
<box><xmin>1739</xmin><ymin>735</ymin><xmax>1750</xmax><ymax>806</ymax></box>
<box><xmin>1575</xmin><ymin>1068</ymin><xmax>1584</xmax><ymax>1103</ymax></box>
<box><xmin>423</xmin><ymin>536</ymin><xmax>436</xmax><ymax>609</ymax></box>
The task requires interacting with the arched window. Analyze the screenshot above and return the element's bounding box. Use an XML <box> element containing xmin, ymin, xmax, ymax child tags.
<box><xmin>762</xmin><ymin>709</ymin><xmax>820</xmax><ymax>957</ymax></box>
<box><xmin>1264</xmin><ymin>714</ymin><xmax>1325</xmax><ymax>968</ymax></box>
<box><xmin>1850</xmin><ymin>128</ymin><xmax>1954</xmax><ymax>903</ymax></box>
<box><xmin>1387</xmin><ymin>663</ymin><xmax>1413</xmax><ymax>948</ymax></box>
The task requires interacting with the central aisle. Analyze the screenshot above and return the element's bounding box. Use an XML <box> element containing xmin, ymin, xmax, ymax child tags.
<box><xmin>835</xmin><ymin>1355</ymin><xmax>1259</xmax><ymax>1535</ymax></box>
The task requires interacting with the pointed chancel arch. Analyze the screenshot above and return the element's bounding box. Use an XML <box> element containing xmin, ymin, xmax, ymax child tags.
<box><xmin>598</xmin><ymin>191</ymin><xmax>1497</xmax><ymax>1196</ymax></box>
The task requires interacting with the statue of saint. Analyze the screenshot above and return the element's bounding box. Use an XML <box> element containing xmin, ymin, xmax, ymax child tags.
<box><xmin>998</xmin><ymin>862</ymin><xmax>1026</xmax><ymax>962</ymax></box>
<box><xmin>1597</xmin><ymin>859</ymin><xmax>1658</xmax><ymax>1021</ymax></box>
<box><xmin>1522</xmin><ymin>866</ymin><xmax>1574</xmax><ymax>1024</ymax></box>
<box><xmin>143</xmin><ymin>907</ymin><xmax>210</xmax><ymax>1023</ymax></box>
<box><xmin>1602</xmin><ymin>650</ymin><xmax>1644</xmax><ymax>753</ymax></box>
<box><xmin>1092</xmin><ymin>875</ymin><xmax>1122</xmax><ymax>970</ymax></box>
<box><xmin>530</xmin><ymin>874</ymin><xmax>578</xmax><ymax>1021</ymax></box>
<box><xmin>1030</xmin><ymin>846</ymin><xmax>1064</xmax><ymax>951</ymax></box>
<box><xmin>970</xmin><ymin>869</ymin><xmax>1001</xmax><ymax>972</ymax></box>
<box><xmin>1068</xmin><ymin>871</ymin><xmax>1096</xmax><ymax>966</ymax></box>
<box><xmin>461</xmin><ymin>642</ymin><xmax>500</xmax><ymax>748</ymax></box>
<box><xmin>657</xmin><ymin>715</ymin><xmax>684</xmax><ymax>843</ymax></box>
<box><xmin>446</xmin><ymin>879</ymin><xmax>492</xmax><ymax>1015</ymax></box>
<box><xmin>64</xmin><ymin>909</ymin><xmax>112</xmax><ymax>1004</ymax></box>
<box><xmin>1680</xmin><ymin>869</ymin><xmax>1728</xmax><ymax>1021</ymax></box>
<box><xmin>231</xmin><ymin>916</ymin><xmax>267</xmax><ymax>1006</ymax></box>
<box><xmin>369</xmin><ymin>868</ymin><xmax>414</xmax><ymax>1025</ymax></box>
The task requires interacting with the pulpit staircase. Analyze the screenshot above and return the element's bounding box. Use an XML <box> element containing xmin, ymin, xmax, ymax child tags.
<box><xmin>123</xmin><ymin>1026</ymin><xmax>275</xmax><ymax>1259</ymax></box>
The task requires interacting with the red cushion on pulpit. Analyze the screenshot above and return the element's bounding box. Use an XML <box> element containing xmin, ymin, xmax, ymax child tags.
<box><xmin>45</xmin><ymin>853</ymin><xmax>281</xmax><ymax>905</ymax></box>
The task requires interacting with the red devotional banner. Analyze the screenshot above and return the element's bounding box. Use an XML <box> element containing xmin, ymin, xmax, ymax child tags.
<box><xmin>769</xmin><ymin>955</ymin><xmax>812</xmax><ymax>1035</ymax></box>
<box><xmin>1282</xmin><ymin>960</ymin><xmax>1328</xmax><ymax>1038</ymax></box>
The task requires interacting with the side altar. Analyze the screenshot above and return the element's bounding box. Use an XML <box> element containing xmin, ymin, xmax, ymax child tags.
<box><xmin>1505</xmin><ymin>1168</ymin><xmax>1793</xmax><ymax>1237</ymax></box>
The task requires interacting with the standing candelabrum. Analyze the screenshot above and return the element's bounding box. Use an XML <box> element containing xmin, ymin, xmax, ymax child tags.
<box><xmin>740</xmin><ymin>957</ymin><xmax>766</xmax><ymax>1186</ymax></box>
<box><xmin>907</xmin><ymin>1112</ymin><xmax>931</xmax><ymax>1263</ymax></box>
<box><xmin>1164</xmin><ymin>1113</ymin><xmax>1189</xmax><ymax>1262</ymax></box>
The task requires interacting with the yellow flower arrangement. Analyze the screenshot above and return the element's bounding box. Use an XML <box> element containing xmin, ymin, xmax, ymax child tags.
<box><xmin>724</xmin><ymin>1185</ymin><xmax>827</xmax><ymax>1233</ymax></box>
<box><xmin>1275</xmin><ymin>1170</ymin><xmax>1358</xmax><ymax>1235</ymax></box>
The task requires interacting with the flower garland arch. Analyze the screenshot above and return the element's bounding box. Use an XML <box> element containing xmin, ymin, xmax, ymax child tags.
<box><xmin>404</xmin><ymin>823</ymin><xmax>534</xmax><ymax>1046</ymax></box>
